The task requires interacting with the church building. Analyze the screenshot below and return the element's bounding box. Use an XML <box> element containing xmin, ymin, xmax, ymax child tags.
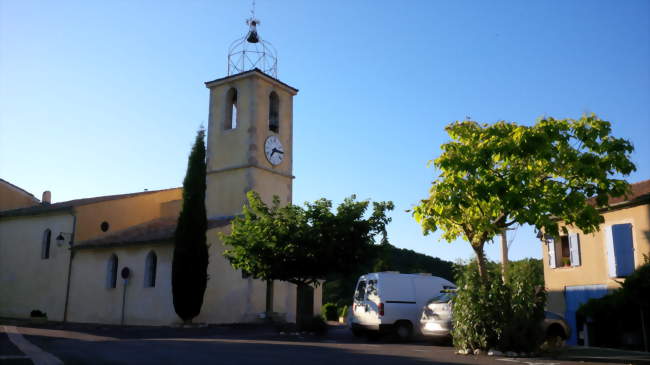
<box><xmin>0</xmin><ymin>15</ymin><xmax>322</xmax><ymax>326</ymax></box>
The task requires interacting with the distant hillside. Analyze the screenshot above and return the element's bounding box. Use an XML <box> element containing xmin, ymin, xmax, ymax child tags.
<box><xmin>323</xmin><ymin>243</ymin><xmax>455</xmax><ymax>307</ymax></box>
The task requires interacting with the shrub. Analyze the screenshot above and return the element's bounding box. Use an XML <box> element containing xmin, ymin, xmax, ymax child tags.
<box><xmin>30</xmin><ymin>310</ymin><xmax>46</xmax><ymax>318</ymax></box>
<box><xmin>451</xmin><ymin>259</ymin><xmax>545</xmax><ymax>353</ymax></box>
<box><xmin>500</xmin><ymin>264</ymin><xmax>546</xmax><ymax>353</ymax></box>
<box><xmin>577</xmin><ymin>262</ymin><xmax>650</xmax><ymax>350</ymax></box>
<box><xmin>308</xmin><ymin>315</ymin><xmax>328</xmax><ymax>334</ymax></box>
<box><xmin>322</xmin><ymin>302</ymin><xmax>338</xmax><ymax>321</ymax></box>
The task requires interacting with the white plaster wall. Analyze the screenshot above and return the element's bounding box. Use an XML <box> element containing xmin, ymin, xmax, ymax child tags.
<box><xmin>67</xmin><ymin>230</ymin><xmax>320</xmax><ymax>325</ymax></box>
<box><xmin>67</xmin><ymin>244</ymin><xmax>176</xmax><ymax>325</ymax></box>
<box><xmin>0</xmin><ymin>213</ymin><xmax>74</xmax><ymax>321</ymax></box>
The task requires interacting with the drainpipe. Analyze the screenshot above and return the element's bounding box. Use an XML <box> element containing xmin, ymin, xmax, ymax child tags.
<box><xmin>63</xmin><ymin>212</ymin><xmax>77</xmax><ymax>323</ymax></box>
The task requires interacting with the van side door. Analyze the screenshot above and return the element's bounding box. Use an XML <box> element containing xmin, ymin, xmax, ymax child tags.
<box><xmin>353</xmin><ymin>280</ymin><xmax>367</xmax><ymax>323</ymax></box>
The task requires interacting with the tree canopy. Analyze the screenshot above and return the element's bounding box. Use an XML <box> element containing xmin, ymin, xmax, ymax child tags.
<box><xmin>221</xmin><ymin>191</ymin><xmax>394</xmax><ymax>287</ymax></box>
<box><xmin>172</xmin><ymin>128</ymin><xmax>209</xmax><ymax>322</ymax></box>
<box><xmin>413</xmin><ymin>115</ymin><xmax>635</xmax><ymax>281</ymax></box>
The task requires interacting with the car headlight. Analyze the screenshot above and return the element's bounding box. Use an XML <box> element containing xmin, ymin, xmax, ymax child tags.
<box><xmin>424</xmin><ymin>322</ymin><xmax>445</xmax><ymax>331</ymax></box>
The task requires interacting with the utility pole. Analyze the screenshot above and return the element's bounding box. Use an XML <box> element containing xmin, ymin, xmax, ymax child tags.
<box><xmin>501</xmin><ymin>229</ymin><xmax>509</xmax><ymax>284</ymax></box>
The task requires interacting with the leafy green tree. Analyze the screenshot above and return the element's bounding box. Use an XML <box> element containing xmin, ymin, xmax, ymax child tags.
<box><xmin>172</xmin><ymin>128</ymin><xmax>208</xmax><ymax>323</ymax></box>
<box><xmin>413</xmin><ymin>115</ymin><xmax>635</xmax><ymax>283</ymax></box>
<box><xmin>221</xmin><ymin>191</ymin><xmax>393</xmax><ymax>328</ymax></box>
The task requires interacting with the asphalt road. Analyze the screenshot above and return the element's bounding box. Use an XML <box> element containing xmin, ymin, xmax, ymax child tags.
<box><xmin>0</xmin><ymin>322</ymin><xmax>627</xmax><ymax>365</ymax></box>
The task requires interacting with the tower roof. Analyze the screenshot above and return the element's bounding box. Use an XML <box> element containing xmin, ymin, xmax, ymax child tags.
<box><xmin>205</xmin><ymin>68</ymin><xmax>298</xmax><ymax>94</ymax></box>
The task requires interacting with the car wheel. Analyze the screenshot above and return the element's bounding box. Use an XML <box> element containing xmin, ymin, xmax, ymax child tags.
<box><xmin>544</xmin><ymin>324</ymin><xmax>567</xmax><ymax>349</ymax></box>
<box><xmin>395</xmin><ymin>321</ymin><xmax>413</xmax><ymax>341</ymax></box>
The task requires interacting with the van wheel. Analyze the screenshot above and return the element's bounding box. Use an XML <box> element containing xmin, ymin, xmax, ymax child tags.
<box><xmin>395</xmin><ymin>321</ymin><xmax>413</xmax><ymax>341</ymax></box>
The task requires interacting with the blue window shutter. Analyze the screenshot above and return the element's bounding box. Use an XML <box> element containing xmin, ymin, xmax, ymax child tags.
<box><xmin>569</xmin><ymin>233</ymin><xmax>581</xmax><ymax>267</ymax></box>
<box><xmin>605</xmin><ymin>226</ymin><xmax>617</xmax><ymax>278</ymax></box>
<box><xmin>612</xmin><ymin>224</ymin><xmax>635</xmax><ymax>277</ymax></box>
<box><xmin>547</xmin><ymin>238</ymin><xmax>556</xmax><ymax>268</ymax></box>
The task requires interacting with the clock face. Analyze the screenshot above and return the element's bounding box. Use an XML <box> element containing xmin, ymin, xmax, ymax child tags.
<box><xmin>264</xmin><ymin>135</ymin><xmax>284</xmax><ymax>165</ymax></box>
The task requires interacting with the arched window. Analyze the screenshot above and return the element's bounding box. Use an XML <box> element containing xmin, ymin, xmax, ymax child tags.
<box><xmin>224</xmin><ymin>88</ymin><xmax>238</xmax><ymax>130</ymax></box>
<box><xmin>269</xmin><ymin>91</ymin><xmax>279</xmax><ymax>133</ymax></box>
<box><xmin>41</xmin><ymin>229</ymin><xmax>51</xmax><ymax>259</ymax></box>
<box><xmin>144</xmin><ymin>251</ymin><xmax>157</xmax><ymax>288</ymax></box>
<box><xmin>106</xmin><ymin>254</ymin><xmax>118</xmax><ymax>289</ymax></box>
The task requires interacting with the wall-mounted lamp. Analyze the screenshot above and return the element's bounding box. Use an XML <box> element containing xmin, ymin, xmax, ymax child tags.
<box><xmin>56</xmin><ymin>232</ymin><xmax>73</xmax><ymax>247</ymax></box>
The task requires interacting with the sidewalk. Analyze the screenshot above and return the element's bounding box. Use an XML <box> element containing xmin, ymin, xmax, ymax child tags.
<box><xmin>556</xmin><ymin>346</ymin><xmax>650</xmax><ymax>364</ymax></box>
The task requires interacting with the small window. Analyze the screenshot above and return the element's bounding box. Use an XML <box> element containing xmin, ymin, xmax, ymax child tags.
<box><xmin>100</xmin><ymin>221</ymin><xmax>110</xmax><ymax>232</ymax></box>
<box><xmin>144</xmin><ymin>251</ymin><xmax>157</xmax><ymax>287</ymax></box>
<box><xmin>354</xmin><ymin>280</ymin><xmax>367</xmax><ymax>301</ymax></box>
<box><xmin>224</xmin><ymin>88</ymin><xmax>238</xmax><ymax>130</ymax></box>
<box><xmin>268</xmin><ymin>91</ymin><xmax>279</xmax><ymax>133</ymax></box>
<box><xmin>41</xmin><ymin>229</ymin><xmax>51</xmax><ymax>259</ymax></box>
<box><xmin>552</xmin><ymin>233</ymin><xmax>581</xmax><ymax>268</ymax></box>
<box><xmin>558</xmin><ymin>236</ymin><xmax>571</xmax><ymax>266</ymax></box>
<box><xmin>366</xmin><ymin>279</ymin><xmax>378</xmax><ymax>302</ymax></box>
<box><xmin>107</xmin><ymin>254</ymin><xmax>118</xmax><ymax>289</ymax></box>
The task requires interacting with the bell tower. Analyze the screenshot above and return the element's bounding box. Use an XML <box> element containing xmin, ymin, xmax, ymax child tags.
<box><xmin>204</xmin><ymin>15</ymin><xmax>298</xmax><ymax>219</ymax></box>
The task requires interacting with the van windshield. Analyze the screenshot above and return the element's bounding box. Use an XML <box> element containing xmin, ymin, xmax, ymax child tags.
<box><xmin>354</xmin><ymin>280</ymin><xmax>366</xmax><ymax>301</ymax></box>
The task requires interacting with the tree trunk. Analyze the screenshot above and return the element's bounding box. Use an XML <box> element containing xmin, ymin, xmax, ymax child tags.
<box><xmin>296</xmin><ymin>283</ymin><xmax>314</xmax><ymax>331</ymax></box>
<box><xmin>265</xmin><ymin>280</ymin><xmax>274</xmax><ymax>317</ymax></box>
<box><xmin>472</xmin><ymin>243</ymin><xmax>489</xmax><ymax>285</ymax></box>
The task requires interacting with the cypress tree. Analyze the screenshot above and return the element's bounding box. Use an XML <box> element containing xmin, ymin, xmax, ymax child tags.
<box><xmin>172</xmin><ymin>128</ymin><xmax>208</xmax><ymax>323</ymax></box>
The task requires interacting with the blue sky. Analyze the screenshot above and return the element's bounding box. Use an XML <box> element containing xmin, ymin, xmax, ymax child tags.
<box><xmin>1</xmin><ymin>0</ymin><xmax>648</xmax><ymax>263</ymax></box>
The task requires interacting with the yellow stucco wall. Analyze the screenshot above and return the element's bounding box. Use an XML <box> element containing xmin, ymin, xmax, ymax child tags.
<box><xmin>74</xmin><ymin>188</ymin><xmax>181</xmax><ymax>242</ymax></box>
<box><xmin>0</xmin><ymin>213</ymin><xmax>74</xmax><ymax>321</ymax></box>
<box><xmin>0</xmin><ymin>181</ymin><xmax>39</xmax><ymax>211</ymax></box>
<box><xmin>205</xmin><ymin>72</ymin><xmax>295</xmax><ymax>218</ymax></box>
<box><xmin>542</xmin><ymin>203</ymin><xmax>650</xmax><ymax>314</ymax></box>
<box><xmin>196</xmin><ymin>225</ymin><xmax>321</xmax><ymax>324</ymax></box>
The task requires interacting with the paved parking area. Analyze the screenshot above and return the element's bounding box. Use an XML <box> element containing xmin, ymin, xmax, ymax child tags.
<box><xmin>0</xmin><ymin>321</ymin><xmax>642</xmax><ymax>365</ymax></box>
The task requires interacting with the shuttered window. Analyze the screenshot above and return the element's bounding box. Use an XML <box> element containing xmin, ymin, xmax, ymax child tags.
<box><xmin>547</xmin><ymin>237</ymin><xmax>556</xmax><ymax>268</ymax></box>
<box><xmin>568</xmin><ymin>233</ymin><xmax>581</xmax><ymax>267</ymax></box>
<box><xmin>606</xmin><ymin>223</ymin><xmax>635</xmax><ymax>277</ymax></box>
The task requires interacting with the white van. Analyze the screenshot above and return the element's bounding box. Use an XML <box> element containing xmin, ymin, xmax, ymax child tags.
<box><xmin>350</xmin><ymin>272</ymin><xmax>456</xmax><ymax>340</ymax></box>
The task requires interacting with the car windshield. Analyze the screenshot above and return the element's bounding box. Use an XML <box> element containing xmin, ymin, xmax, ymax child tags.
<box><xmin>428</xmin><ymin>292</ymin><xmax>456</xmax><ymax>304</ymax></box>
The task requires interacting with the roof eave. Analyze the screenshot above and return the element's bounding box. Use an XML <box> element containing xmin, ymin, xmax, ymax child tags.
<box><xmin>205</xmin><ymin>68</ymin><xmax>298</xmax><ymax>95</ymax></box>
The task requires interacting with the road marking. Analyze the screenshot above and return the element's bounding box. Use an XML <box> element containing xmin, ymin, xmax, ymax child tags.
<box><xmin>497</xmin><ymin>358</ymin><xmax>559</xmax><ymax>365</ymax></box>
<box><xmin>2</xmin><ymin>326</ymin><xmax>63</xmax><ymax>365</ymax></box>
<box><xmin>413</xmin><ymin>349</ymin><xmax>428</xmax><ymax>352</ymax></box>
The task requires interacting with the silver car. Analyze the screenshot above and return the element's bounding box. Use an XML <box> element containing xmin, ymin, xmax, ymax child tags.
<box><xmin>419</xmin><ymin>292</ymin><xmax>454</xmax><ymax>338</ymax></box>
<box><xmin>419</xmin><ymin>291</ymin><xmax>571</xmax><ymax>342</ymax></box>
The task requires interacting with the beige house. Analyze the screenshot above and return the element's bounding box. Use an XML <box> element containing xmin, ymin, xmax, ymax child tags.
<box><xmin>541</xmin><ymin>179</ymin><xmax>650</xmax><ymax>345</ymax></box>
<box><xmin>0</xmin><ymin>67</ymin><xmax>322</xmax><ymax>326</ymax></box>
